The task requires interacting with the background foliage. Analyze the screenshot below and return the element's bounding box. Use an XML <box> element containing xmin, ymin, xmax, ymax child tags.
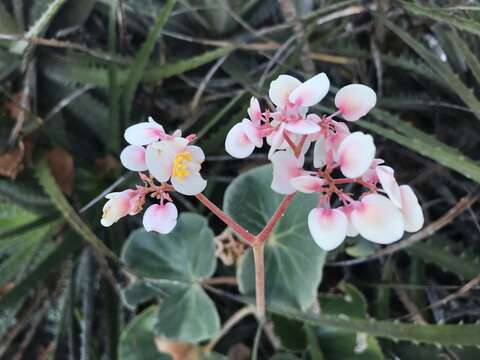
<box><xmin>0</xmin><ymin>0</ymin><xmax>479</xmax><ymax>359</ymax></box>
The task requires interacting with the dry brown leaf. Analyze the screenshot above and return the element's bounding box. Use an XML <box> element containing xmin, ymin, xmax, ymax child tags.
<box><xmin>95</xmin><ymin>154</ymin><xmax>120</xmax><ymax>178</ymax></box>
<box><xmin>154</xmin><ymin>337</ymin><xmax>198</xmax><ymax>360</ymax></box>
<box><xmin>0</xmin><ymin>141</ymin><xmax>25</xmax><ymax>179</ymax></box>
<box><xmin>4</xmin><ymin>92</ymin><xmax>25</xmax><ymax>120</ymax></box>
<box><xmin>47</xmin><ymin>147</ymin><xmax>75</xmax><ymax>195</ymax></box>
<box><xmin>228</xmin><ymin>343</ymin><xmax>251</xmax><ymax>360</ymax></box>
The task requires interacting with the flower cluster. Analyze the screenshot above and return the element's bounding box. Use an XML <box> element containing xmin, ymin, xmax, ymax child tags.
<box><xmin>100</xmin><ymin>118</ymin><xmax>207</xmax><ymax>234</ymax></box>
<box><xmin>225</xmin><ymin>73</ymin><xmax>424</xmax><ymax>250</ymax></box>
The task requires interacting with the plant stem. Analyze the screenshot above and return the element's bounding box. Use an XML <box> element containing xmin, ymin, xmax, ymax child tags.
<box><xmin>252</xmin><ymin>244</ymin><xmax>266</xmax><ymax>320</ymax></box>
<box><xmin>195</xmin><ymin>193</ymin><xmax>255</xmax><ymax>243</ymax></box>
<box><xmin>257</xmin><ymin>193</ymin><xmax>295</xmax><ymax>242</ymax></box>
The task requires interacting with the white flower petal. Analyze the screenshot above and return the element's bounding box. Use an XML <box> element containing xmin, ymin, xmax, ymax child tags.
<box><xmin>337</xmin><ymin>132</ymin><xmax>375</xmax><ymax>178</ymax></box>
<box><xmin>284</xmin><ymin>119</ymin><xmax>321</xmax><ymax>135</ymax></box>
<box><xmin>271</xmin><ymin>150</ymin><xmax>304</xmax><ymax>194</ymax></box>
<box><xmin>400</xmin><ymin>185</ymin><xmax>424</xmax><ymax>232</ymax></box>
<box><xmin>120</xmin><ymin>145</ymin><xmax>147</xmax><ymax>171</ymax></box>
<box><xmin>124</xmin><ymin>122</ymin><xmax>164</xmax><ymax>145</ymax></box>
<box><xmin>376</xmin><ymin>165</ymin><xmax>402</xmax><ymax>208</ymax></box>
<box><xmin>225</xmin><ymin>123</ymin><xmax>256</xmax><ymax>159</ymax></box>
<box><xmin>268</xmin><ymin>74</ymin><xmax>302</xmax><ymax>108</ymax></box>
<box><xmin>187</xmin><ymin>145</ymin><xmax>205</xmax><ymax>163</ymax></box>
<box><xmin>143</xmin><ymin>203</ymin><xmax>178</xmax><ymax>234</ymax></box>
<box><xmin>335</xmin><ymin>84</ymin><xmax>377</xmax><ymax>122</ymax></box>
<box><xmin>290</xmin><ymin>175</ymin><xmax>324</xmax><ymax>193</ymax></box>
<box><xmin>308</xmin><ymin>208</ymin><xmax>347</xmax><ymax>250</ymax></box>
<box><xmin>145</xmin><ymin>142</ymin><xmax>176</xmax><ymax>182</ymax></box>
<box><xmin>313</xmin><ymin>136</ymin><xmax>327</xmax><ymax>168</ymax></box>
<box><xmin>171</xmin><ymin>171</ymin><xmax>207</xmax><ymax>195</ymax></box>
<box><xmin>341</xmin><ymin>205</ymin><xmax>359</xmax><ymax>237</ymax></box>
<box><xmin>351</xmin><ymin>194</ymin><xmax>404</xmax><ymax>244</ymax></box>
<box><xmin>289</xmin><ymin>73</ymin><xmax>330</xmax><ymax>107</ymax></box>
<box><xmin>267</xmin><ymin>124</ymin><xmax>286</xmax><ymax>159</ymax></box>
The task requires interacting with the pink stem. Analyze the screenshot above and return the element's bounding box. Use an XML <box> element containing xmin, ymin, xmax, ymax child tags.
<box><xmin>195</xmin><ymin>194</ymin><xmax>255</xmax><ymax>243</ymax></box>
<box><xmin>256</xmin><ymin>193</ymin><xmax>295</xmax><ymax>243</ymax></box>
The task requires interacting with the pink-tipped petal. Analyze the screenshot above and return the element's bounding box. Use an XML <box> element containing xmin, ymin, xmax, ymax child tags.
<box><xmin>241</xmin><ymin>119</ymin><xmax>263</xmax><ymax>147</ymax></box>
<box><xmin>284</xmin><ymin>119</ymin><xmax>321</xmax><ymax>135</ymax></box>
<box><xmin>269</xmin><ymin>75</ymin><xmax>302</xmax><ymax>108</ymax></box>
<box><xmin>288</xmin><ymin>73</ymin><xmax>330</xmax><ymax>107</ymax></box>
<box><xmin>335</xmin><ymin>84</ymin><xmax>377</xmax><ymax>122</ymax></box>
<box><xmin>171</xmin><ymin>171</ymin><xmax>207</xmax><ymax>196</ymax></box>
<box><xmin>267</xmin><ymin>124</ymin><xmax>286</xmax><ymax>159</ymax></box>
<box><xmin>225</xmin><ymin>123</ymin><xmax>256</xmax><ymax>159</ymax></box>
<box><xmin>351</xmin><ymin>194</ymin><xmax>404</xmax><ymax>244</ymax></box>
<box><xmin>313</xmin><ymin>136</ymin><xmax>327</xmax><ymax>168</ymax></box>
<box><xmin>247</xmin><ymin>97</ymin><xmax>262</xmax><ymax>124</ymax></box>
<box><xmin>124</xmin><ymin>122</ymin><xmax>164</xmax><ymax>145</ymax></box>
<box><xmin>337</xmin><ymin>132</ymin><xmax>375</xmax><ymax>178</ymax></box>
<box><xmin>400</xmin><ymin>185</ymin><xmax>424</xmax><ymax>232</ymax></box>
<box><xmin>290</xmin><ymin>175</ymin><xmax>324</xmax><ymax>193</ymax></box>
<box><xmin>376</xmin><ymin>165</ymin><xmax>402</xmax><ymax>208</ymax></box>
<box><xmin>120</xmin><ymin>145</ymin><xmax>147</xmax><ymax>171</ymax></box>
<box><xmin>271</xmin><ymin>151</ymin><xmax>304</xmax><ymax>194</ymax></box>
<box><xmin>101</xmin><ymin>190</ymin><xmax>137</xmax><ymax>227</ymax></box>
<box><xmin>143</xmin><ymin>203</ymin><xmax>178</xmax><ymax>234</ymax></box>
<box><xmin>308</xmin><ymin>208</ymin><xmax>347</xmax><ymax>251</ymax></box>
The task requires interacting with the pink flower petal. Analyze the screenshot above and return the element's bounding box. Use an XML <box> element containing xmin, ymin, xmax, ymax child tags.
<box><xmin>271</xmin><ymin>151</ymin><xmax>304</xmax><ymax>194</ymax></box>
<box><xmin>308</xmin><ymin>208</ymin><xmax>347</xmax><ymax>250</ymax></box>
<box><xmin>290</xmin><ymin>175</ymin><xmax>324</xmax><ymax>193</ymax></box>
<box><xmin>241</xmin><ymin>119</ymin><xmax>263</xmax><ymax>147</ymax></box>
<box><xmin>351</xmin><ymin>194</ymin><xmax>404</xmax><ymax>244</ymax></box>
<box><xmin>335</xmin><ymin>84</ymin><xmax>377</xmax><ymax>122</ymax></box>
<box><xmin>143</xmin><ymin>203</ymin><xmax>178</xmax><ymax>234</ymax></box>
<box><xmin>376</xmin><ymin>165</ymin><xmax>402</xmax><ymax>208</ymax></box>
<box><xmin>247</xmin><ymin>97</ymin><xmax>262</xmax><ymax>124</ymax></box>
<box><xmin>341</xmin><ymin>205</ymin><xmax>359</xmax><ymax>237</ymax></box>
<box><xmin>225</xmin><ymin>123</ymin><xmax>256</xmax><ymax>159</ymax></box>
<box><xmin>101</xmin><ymin>190</ymin><xmax>137</xmax><ymax>227</ymax></box>
<box><xmin>288</xmin><ymin>73</ymin><xmax>330</xmax><ymax>107</ymax></box>
<box><xmin>400</xmin><ymin>185</ymin><xmax>424</xmax><ymax>232</ymax></box>
<box><xmin>284</xmin><ymin>119</ymin><xmax>321</xmax><ymax>135</ymax></box>
<box><xmin>120</xmin><ymin>145</ymin><xmax>147</xmax><ymax>171</ymax></box>
<box><xmin>187</xmin><ymin>145</ymin><xmax>205</xmax><ymax>163</ymax></box>
<box><xmin>267</xmin><ymin>124</ymin><xmax>286</xmax><ymax>159</ymax></box>
<box><xmin>337</xmin><ymin>132</ymin><xmax>375</xmax><ymax>178</ymax></box>
<box><xmin>124</xmin><ymin>122</ymin><xmax>165</xmax><ymax>145</ymax></box>
<box><xmin>268</xmin><ymin>75</ymin><xmax>302</xmax><ymax>108</ymax></box>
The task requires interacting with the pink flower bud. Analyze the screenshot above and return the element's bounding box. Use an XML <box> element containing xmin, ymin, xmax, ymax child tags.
<box><xmin>308</xmin><ymin>208</ymin><xmax>347</xmax><ymax>250</ymax></box>
<box><xmin>247</xmin><ymin>97</ymin><xmax>262</xmax><ymax>125</ymax></box>
<box><xmin>351</xmin><ymin>194</ymin><xmax>404</xmax><ymax>244</ymax></box>
<box><xmin>335</xmin><ymin>84</ymin><xmax>377</xmax><ymax>122</ymax></box>
<box><xmin>290</xmin><ymin>175</ymin><xmax>324</xmax><ymax>193</ymax></box>
<box><xmin>399</xmin><ymin>185</ymin><xmax>424</xmax><ymax>232</ymax></box>
<box><xmin>101</xmin><ymin>190</ymin><xmax>139</xmax><ymax>227</ymax></box>
<box><xmin>143</xmin><ymin>202</ymin><xmax>178</xmax><ymax>234</ymax></box>
<box><xmin>337</xmin><ymin>132</ymin><xmax>375</xmax><ymax>178</ymax></box>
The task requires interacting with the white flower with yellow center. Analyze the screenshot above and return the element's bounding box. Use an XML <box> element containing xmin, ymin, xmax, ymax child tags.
<box><xmin>145</xmin><ymin>137</ymin><xmax>207</xmax><ymax>196</ymax></box>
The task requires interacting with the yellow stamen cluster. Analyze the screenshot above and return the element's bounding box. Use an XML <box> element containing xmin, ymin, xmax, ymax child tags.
<box><xmin>172</xmin><ymin>151</ymin><xmax>192</xmax><ymax>181</ymax></box>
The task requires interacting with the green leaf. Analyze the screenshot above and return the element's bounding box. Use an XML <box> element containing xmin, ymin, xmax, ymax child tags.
<box><xmin>446</xmin><ymin>30</ymin><xmax>480</xmax><ymax>85</ymax></box>
<box><xmin>0</xmin><ymin>2</ymin><xmax>19</xmax><ymax>35</ymax></box>
<box><xmin>356</xmin><ymin>109</ymin><xmax>480</xmax><ymax>184</ymax></box>
<box><xmin>122</xmin><ymin>0</ymin><xmax>176</xmax><ymax>117</ymax></box>
<box><xmin>10</xmin><ymin>0</ymin><xmax>68</xmax><ymax>54</ymax></box>
<box><xmin>400</xmin><ymin>1</ymin><xmax>480</xmax><ymax>37</ymax></box>
<box><xmin>224</xmin><ymin>165</ymin><xmax>326</xmax><ymax>310</ymax></box>
<box><xmin>269</xmin><ymin>303</ymin><xmax>480</xmax><ymax>347</ymax></box>
<box><xmin>121</xmin><ymin>213</ymin><xmax>220</xmax><ymax>342</ymax></box>
<box><xmin>119</xmin><ymin>306</ymin><xmax>171</xmax><ymax>360</ymax></box>
<box><xmin>121</xmin><ymin>213</ymin><xmax>216</xmax><ymax>283</ymax></box>
<box><xmin>155</xmin><ymin>284</ymin><xmax>220</xmax><ymax>342</ymax></box>
<box><xmin>382</xmin><ymin>19</ymin><xmax>480</xmax><ymax>120</ymax></box>
<box><xmin>407</xmin><ymin>238</ymin><xmax>479</xmax><ymax>280</ymax></box>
